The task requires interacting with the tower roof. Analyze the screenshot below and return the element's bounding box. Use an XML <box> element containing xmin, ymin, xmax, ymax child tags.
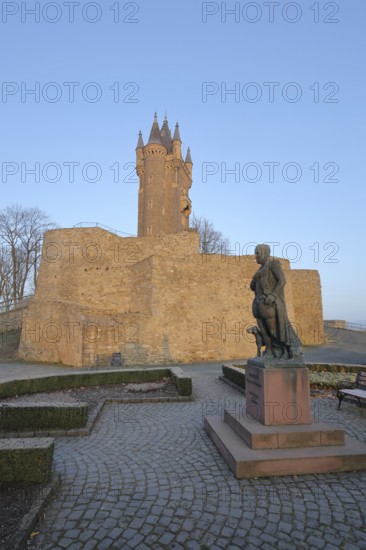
<box><xmin>185</xmin><ymin>147</ymin><xmax>192</xmax><ymax>164</ymax></box>
<box><xmin>160</xmin><ymin>116</ymin><xmax>173</xmax><ymax>152</ymax></box>
<box><xmin>173</xmin><ymin>122</ymin><xmax>181</xmax><ymax>142</ymax></box>
<box><xmin>136</xmin><ymin>130</ymin><xmax>144</xmax><ymax>149</ymax></box>
<box><xmin>147</xmin><ymin>113</ymin><xmax>164</xmax><ymax>146</ymax></box>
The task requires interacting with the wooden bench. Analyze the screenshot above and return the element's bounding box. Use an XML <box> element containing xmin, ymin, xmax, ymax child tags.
<box><xmin>337</xmin><ymin>372</ymin><xmax>366</xmax><ymax>410</ymax></box>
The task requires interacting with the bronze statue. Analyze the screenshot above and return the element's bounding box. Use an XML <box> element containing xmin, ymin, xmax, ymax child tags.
<box><xmin>250</xmin><ymin>244</ymin><xmax>303</xmax><ymax>360</ymax></box>
<box><xmin>247</xmin><ymin>326</ymin><xmax>264</xmax><ymax>357</ymax></box>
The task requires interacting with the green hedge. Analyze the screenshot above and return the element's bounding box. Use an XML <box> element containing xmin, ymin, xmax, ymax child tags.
<box><xmin>0</xmin><ymin>438</ymin><xmax>54</xmax><ymax>482</ymax></box>
<box><xmin>0</xmin><ymin>368</ymin><xmax>171</xmax><ymax>399</ymax></box>
<box><xmin>222</xmin><ymin>365</ymin><xmax>246</xmax><ymax>390</ymax></box>
<box><xmin>309</xmin><ymin>372</ymin><xmax>357</xmax><ymax>389</ymax></box>
<box><xmin>306</xmin><ymin>363</ymin><xmax>366</xmax><ymax>374</ymax></box>
<box><xmin>170</xmin><ymin>367</ymin><xmax>192</xmax><ymax>396</ymax></box>
<box><xmin>0</xmin><ymin>403</ymin><xmax>88</xmax><ymax>431</ymax></box>
<box><xmin>223</xmin><ymin>363</ymin><xmax>364</xmax><ymax>390</ymax></box>
<box><xmin>0</xmin><ymin>367</ymin><xmax>192</xmax><ymax>399</ymax></box>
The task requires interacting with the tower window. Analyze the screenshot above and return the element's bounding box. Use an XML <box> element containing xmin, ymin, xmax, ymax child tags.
<box><xmin>148</xmin><ymin>226</ymin><xmax>152</xmax><ymax>235</ymax></box>
<box><xmin>148</xmin><ymin>200</ymin><xmax>153</xmax><ymax>209</ymax></box>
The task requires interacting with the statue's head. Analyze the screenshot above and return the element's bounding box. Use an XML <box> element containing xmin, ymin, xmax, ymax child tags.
<box><xmin>255</xmin><ymin>244</ymin><xmax>270</xmax><ymax>265</ymax></box>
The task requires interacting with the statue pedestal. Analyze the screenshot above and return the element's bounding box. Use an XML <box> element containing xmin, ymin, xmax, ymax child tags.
<box><xmin>204</xmin><ymin>358</ymin><xmax>366</xmax><ymax>478</ymax></box>
<box><xmin>245</xmin><ymin>359</ymin><xmax>311</xmax><ymax>426</ymax></box>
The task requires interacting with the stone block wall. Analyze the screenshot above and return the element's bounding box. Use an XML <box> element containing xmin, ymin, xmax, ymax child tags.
<box><xmin>289</xmin><ymin>270</ymin><xmax>324</xmax><ymax>345</ymax></box>
<box><xmin>18</xmin><ymin>227</ymin><xmax>324</xmax><ymax>366</ymax></box>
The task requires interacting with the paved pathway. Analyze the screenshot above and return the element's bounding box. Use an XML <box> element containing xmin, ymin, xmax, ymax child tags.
<box><xmin>18</xmin><ymin>363</ymin><xmax>366</xmax><ymax>550</ymax></box>
<box><xmin>0</xmin><ymin>361</ymin><xmax>82</xmax><ymax>380</ymax></box>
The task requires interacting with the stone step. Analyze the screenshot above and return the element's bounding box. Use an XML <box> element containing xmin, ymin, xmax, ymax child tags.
<box><xmin>204</xmin><ymin>415</ymin><xmax>366</xmax><ymax>479</ymax></box>
<box><xmin>224</xmin><ymin>410</ymin><xmax>345</xmax><ymax>450</ymax></box>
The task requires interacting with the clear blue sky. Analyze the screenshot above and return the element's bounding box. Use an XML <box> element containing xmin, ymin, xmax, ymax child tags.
<box><xmin>1</xmin><ymin>1</ymin><xmax>365</xmax><ymax>323</ymax></box>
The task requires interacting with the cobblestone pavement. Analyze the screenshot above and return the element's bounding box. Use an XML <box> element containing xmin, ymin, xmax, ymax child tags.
<box><xmin>23</xmin><ymin>364</ymin><xmax>366</xmax><ymax>550</ymax></box>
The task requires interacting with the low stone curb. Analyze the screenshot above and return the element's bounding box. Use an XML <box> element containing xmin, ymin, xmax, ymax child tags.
<box><xmin>4</xmin><ymin>472</ymin><xmax>60</xmax><ymax>550</ymax></box>
<box><xmin>218</xmin><ymin>375</ymin><xmax>245</xmax><ymax>395</ymax></box>
<box><xmin>0</xmin><ymin>395</ymin><xmax>193</xmax><ymax>439</ymax></box>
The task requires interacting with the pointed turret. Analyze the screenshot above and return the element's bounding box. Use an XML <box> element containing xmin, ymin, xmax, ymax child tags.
<box><xmin>160</xmin><ymin>116</ymin><xmax>173</xmax><ymax>152</ymax></box>
<box><xmin>136</xmin><ymin>130</ymin><xmax>144</xmax><ymax>164</ymax></box>
<box><xmin>136</xmin><ymin>130</ymin><xmax>144</xmax><ymax>150</ymax></box>
<box><xmin>173</xmin><ymin>122</ymin><xmax>181</xmax><ymax>142</ymax></box>
<box><xmin>172</xmin><ymin>122</ymin><xmax>182</xmax><ymax>159</ymax></box>
<box><xmin>185</xmin><ymin>147</ymin><xmax>192</xmax><ymax>164</ymax></box>
<box><xmin>147</xmin><ymin>113</ymin><xmax>164</xmax><ymax>146</ymax></box>
<box><xmin>185</xmin><ymin>146</ymin><xmax>193</xmax><ymax>178</ymax></box>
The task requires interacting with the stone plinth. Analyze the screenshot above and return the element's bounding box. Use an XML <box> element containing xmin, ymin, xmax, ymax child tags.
<box><xmin>245</xmin><ymin>359</ymin><xmax>311</xmax><ymax>426</ymax></box>
<box><xmin>204</xmin><ymin>360</ymin><xmax>366</xmax><ymax>478</ymax></box>
<box><xmin>204</xmin><ymin>415</ymin><xmax>366</xmax><ymax>478</ymax></box>
<box><xmin>224</xmin><ymin>410</ymin><xmax>345</xmax><ymax>450</ymax></box>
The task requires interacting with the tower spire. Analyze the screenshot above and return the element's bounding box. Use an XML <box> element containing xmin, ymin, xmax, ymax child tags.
<box><xmin>160</xmin><ymin>114</ymin><xmax>173</xmax><ymax>152</ymax></box>
<box><xmin>147</xmin><ymin>113</ymin><xmax>163</xmax><ymax>145</ymax></box>
<box><xmin>136</xmin><ymin>130</ymin><xmax>144</xmax><ymax>149</ymax></box>
<box><xmin>173</xmin><ymin>122</ymin><xmax>181</xmax><ymax>142</ymax></box>
<box><xmin>185</xmin><ymin>147</ymin><xmax>192</xmax><ymax>164</ymax></box>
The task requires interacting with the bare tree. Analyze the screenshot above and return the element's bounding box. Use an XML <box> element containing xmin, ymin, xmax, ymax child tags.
<box><xmin>190</xmin><ymin>213</ymin><xmax>230</xmax><ymax>255</ymax></box>
<box><xmin>0</xmin><ymin>205</ymin><xmax>55</xmax><ymax>304</ymax></box>
<box><xmin>0</xmin><ymin>246</ymin><xmax>13</xmax><ymax>307</ymax></box>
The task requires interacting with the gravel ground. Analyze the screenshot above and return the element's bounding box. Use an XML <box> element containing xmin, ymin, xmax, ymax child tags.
<box><xmin>0</xmin><ymin>378</ymin><xmax>177</xmax><ymax>548</ymax></box>
<box><xmin>1</xmin><ymin>378</ymin><xmax>178</xmax><ymax>416</ymax></box>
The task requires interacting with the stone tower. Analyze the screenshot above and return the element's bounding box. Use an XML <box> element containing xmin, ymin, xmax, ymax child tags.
<box><xmin>136</xmin><ymin>113</ymin><xmax>193</xmax><ymax>237</ymax></box>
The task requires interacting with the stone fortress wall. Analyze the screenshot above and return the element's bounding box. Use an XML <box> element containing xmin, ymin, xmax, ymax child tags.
<box><xmin>17</xmin><ymin>115</ymin><xmax>324</xmax><ymax>367</ymax></box>
<box><xmin>18</xmin><ymin>227</ymin><xmax>324</xmax><ymax>367</ymax></box>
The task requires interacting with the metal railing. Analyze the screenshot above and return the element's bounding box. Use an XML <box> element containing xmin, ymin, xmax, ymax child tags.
<box><xmin>0</xmin><ymin>294</ymin><xmax>34</xmax><ymax>314</ymax></box>
<box><xmin>82</xmin><ymin>352</ymin><xmax>124</xmax><ymax>370</ymax></box>
<box><xmin>345</xmin><ymin>322</ymin><xmax>366</xmax><ymax>332</ymax></box>
<box><xmin>73</xmin><ymin>222</ymin><xmax>136</xmax><ymax>237</ymax></box>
